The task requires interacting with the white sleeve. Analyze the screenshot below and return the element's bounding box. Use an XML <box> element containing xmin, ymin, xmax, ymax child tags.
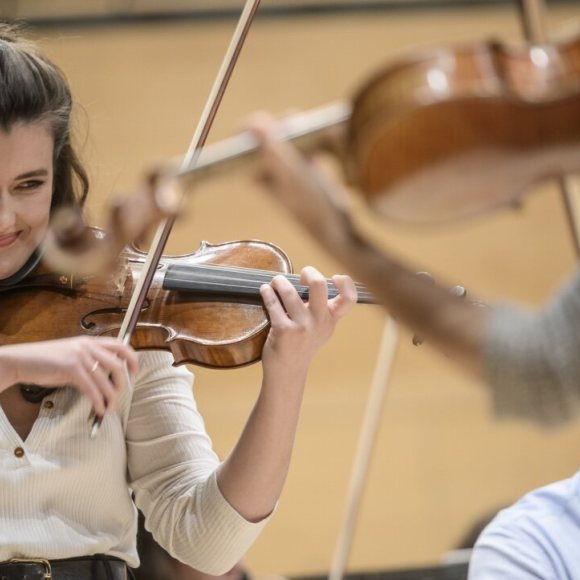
<box><xmin>468</xmin><ymin>476</ymin><xmax>580</xmax><ymax>580</ymax></box>
<box><xmin>469</xmin><ymin>523</ymin><xmax>553</xmax><ymax>580</ymax></box>
<box><xmin>126</xmin><ymin>350</ymin><xmax>269</xmax><ymax>574</ymax></box>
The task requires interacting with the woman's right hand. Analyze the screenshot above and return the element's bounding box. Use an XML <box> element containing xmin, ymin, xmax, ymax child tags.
<box><xmin>0</xmin><ymin>337</ymin><xmax>138</xmax><ymax>415</ymax></box>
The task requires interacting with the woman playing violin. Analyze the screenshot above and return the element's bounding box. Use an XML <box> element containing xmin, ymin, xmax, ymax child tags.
<box><xmin>248</xmin><ymin>114</ymin><xmax>580</xmax><ymax>579</ymax></box>
<box><xmin>0</xmin><ymin>25</ymin><xmax>357</xmax><ymax>580</ymax></box>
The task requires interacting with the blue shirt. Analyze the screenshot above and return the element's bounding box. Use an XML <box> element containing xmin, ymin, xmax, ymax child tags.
<box><xmin>469</xmin><ymin>471</ymin><xmax>580</xmax><ymax>579</ymax></box>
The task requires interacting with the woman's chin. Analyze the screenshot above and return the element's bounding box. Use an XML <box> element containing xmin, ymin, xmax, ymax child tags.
<box><xmin>0</xmin><ymin>247</ymin><xmax>34</xmax><ymax>281</ymax></box>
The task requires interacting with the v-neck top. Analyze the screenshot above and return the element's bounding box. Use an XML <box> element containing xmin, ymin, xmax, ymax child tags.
<box><xmin>0</xmin><ymin>350</ymin><xmax>267</xmax><ymax>573</ymax></box>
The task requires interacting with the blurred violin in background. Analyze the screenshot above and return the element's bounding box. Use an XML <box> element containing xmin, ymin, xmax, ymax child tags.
<box><xmin>175</xmin><ymin>32</ymin><xmax>580</xmax><ymax>225</ymax></box>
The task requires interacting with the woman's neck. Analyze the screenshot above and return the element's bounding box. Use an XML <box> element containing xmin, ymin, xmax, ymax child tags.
<box><xmin>0</xmin><ymin>249</ymin><xmax>42</xmax><ymax>287</ymax></box>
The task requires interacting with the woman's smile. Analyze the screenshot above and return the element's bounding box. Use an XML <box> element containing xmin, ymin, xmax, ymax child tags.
<box><xmin>0</xmin><ymin>231</ymin><xmax>20</xmax><ymax>248</ymax></box>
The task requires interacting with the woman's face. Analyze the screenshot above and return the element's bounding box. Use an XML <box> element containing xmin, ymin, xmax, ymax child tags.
<box><xmin>0</xmin><ymin>121</ymin><xmax>54</xmax><ymax>280</ymax></box>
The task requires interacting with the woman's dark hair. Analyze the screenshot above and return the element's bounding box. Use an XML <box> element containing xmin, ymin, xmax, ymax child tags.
<box><xmin>0</xmin><ymin>23</ymin><xmax>88</xmax><ymax>211</ymax></box>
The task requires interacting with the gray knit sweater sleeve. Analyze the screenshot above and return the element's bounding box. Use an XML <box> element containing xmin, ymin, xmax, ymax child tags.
<box><xmin>484</xmin><ymin>270</ymin><xmax>580</xmax><ymax>427</ymax></box>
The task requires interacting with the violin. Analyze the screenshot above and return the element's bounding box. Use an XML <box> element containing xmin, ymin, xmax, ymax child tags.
<box><xmin>347</xmin><ymin>35</ymin><xmax>580</xmax><ymax>224</ymax></box>
<box><xmin>1</xmin><ymin>230</ymin><xmax>373</xmax><ymax>369</ymax></box>
<box><xmin>176</xmin><ymin>34</ymin><xmax>580</xmax><ymax>225</ymax></box>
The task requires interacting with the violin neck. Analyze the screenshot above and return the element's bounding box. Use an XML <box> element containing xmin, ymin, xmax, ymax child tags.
<box><xmin>162</xmin><ymin>263</ymin><xmax>375</xmax><ymax>305</ymax></box>
<box><xmin>173</xmin><ymin>101</ymin><xmax>352</xmax><ymax>184</ymax></box>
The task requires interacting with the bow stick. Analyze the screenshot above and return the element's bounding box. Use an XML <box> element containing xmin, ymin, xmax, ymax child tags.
<box><xmin>90</xmin><ymin>0</ymin><xmax>262</xmax><ymax>437</ymax></box>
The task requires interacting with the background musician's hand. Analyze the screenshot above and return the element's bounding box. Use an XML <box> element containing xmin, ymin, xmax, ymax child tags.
<box><xmin>0</xmin><ymin>337</ymin><xmax>138</xmax><ymax>415</ymax></box>
<box><xmin>259</xmin><ymin>266</ymin><xmax>357</xmax><ymax>380</ymax></box>
<box><xmin>248</xmin><ymin>113</ymin><xmax>355</xmax><ymax>253</ymax></box>
<box><xmin>248</xmin><ymin>114</ymin><xmax>488</xmax><ymax>377</ymax></box>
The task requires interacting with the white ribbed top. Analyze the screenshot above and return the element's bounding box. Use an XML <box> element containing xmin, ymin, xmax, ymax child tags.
<box><xmin>0</xmin><ymin>350</ymin><xmax>268</xmax><ymax>573</ymax></box>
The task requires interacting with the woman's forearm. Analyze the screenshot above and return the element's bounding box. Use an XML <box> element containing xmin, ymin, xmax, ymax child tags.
<box><xmin>216</xmin><ymin>365</ymin><xmax>307</xmax><ymax>522</ymax></box>
<box><xmin>215</xmin><ymin>266</ymin><xmax>355</xmax><ymax>521</ymax></box>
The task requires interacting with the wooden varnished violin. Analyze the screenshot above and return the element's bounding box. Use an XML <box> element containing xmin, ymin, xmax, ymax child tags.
<box><xmin>1</xmin><ymin>232</ymin><xmax>373</xmax><ymax>369</ymax></box>
<box><xmin>349</xmin><ymin>36</ymin><xmax>580</xmax><ymax>223</ymax></box>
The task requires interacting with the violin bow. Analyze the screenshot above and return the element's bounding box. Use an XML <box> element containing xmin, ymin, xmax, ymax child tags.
<box><xmin>90</xmin><ymin>0</ymin><xmax>262</xmax><ymax>437</ymax></box>
<box><xmin>517</xmin><ymin>0</ymin><xmax>580</xmax><ymax>258</ymax></box>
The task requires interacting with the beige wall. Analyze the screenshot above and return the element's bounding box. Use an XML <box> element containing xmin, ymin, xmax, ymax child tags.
<box><xmin>6</xmin><ymin>0</ymin><xmax>467</xmax><ymax>20</ymax></box>
<box><xmin>33</xmin><ymin>3</ymin><xmax>580</xmax><ymax>576</ymax></box>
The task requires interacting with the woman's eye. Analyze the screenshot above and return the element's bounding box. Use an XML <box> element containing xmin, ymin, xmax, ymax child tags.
<box><xmin>16</xmin><ymin>180</ymin><xmax>45</xmax><ymax>191</ymax></box>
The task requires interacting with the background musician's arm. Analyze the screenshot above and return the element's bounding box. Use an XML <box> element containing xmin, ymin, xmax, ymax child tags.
<box><xmin>251</xmin><ymin>115</ymin><xmax>487</xmax><ymax>375</ymax></box>
<box><xmin>250</xmin><ymin>115</ymin><xmax>580</xmax><ymax>427</ymax></box>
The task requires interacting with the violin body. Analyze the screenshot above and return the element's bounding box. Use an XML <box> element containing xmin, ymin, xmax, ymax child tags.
<box><xmin>0</xmin><ymin>239</ymin><xmax>292</xmax><ymax>369</ymax></box>
<box><xmin>347</xmin><ymin>36</ymin><xmax>580</xmax><ymax>223</ymax></box>
<box><xmin>132</xmin><ymin>240</ymin><xmax>292</xmax><ymax>368</ymax></box>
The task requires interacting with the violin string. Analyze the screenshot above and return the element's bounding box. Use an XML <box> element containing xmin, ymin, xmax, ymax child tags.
<box><xmin>167</xmin><ymin>277</ymin><xmax>342</xmax><ymax>298</ymax></box>
<box><xmin>166</xmin><ymin>265</ymin><xmax>363</xmax><ymax>290</ymax></box>
<box><xmin>164</xmin><ymin>261</ymin><xmax>368</xmax><ymax>291</ymax></box>
<box><xmin>167</xmin><ymin>269</ymin><xmax>332</xmax><ymax>291</ymax></box>
<box><xmin>131</xmin><ymin>254</ymin><xmax>368</xmax><ymax>294</ymax></box>
<box><xmin>164</xmin><ymin>263</ymin><xmax>374</xmax><ymax>302</ymax></box>
<box><xmin>167</xmin><ymin>273</ymin><xmax>372</xmax><ymax>300</ymax></box>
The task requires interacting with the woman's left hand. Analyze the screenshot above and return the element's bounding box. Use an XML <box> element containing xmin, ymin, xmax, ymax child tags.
<box><xmin>259</xmin><ymin>266</ymin><xmax>356</xmax><ymax>378</ymax></box>
<box><xmin>217</xmin><ymin>266</ymin><xmax>355</xmax><ymax>522</ymax></box>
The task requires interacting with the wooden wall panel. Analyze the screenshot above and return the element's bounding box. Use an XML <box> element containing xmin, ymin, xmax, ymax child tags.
<box><xmin>6</xmin><ymin>0</ymin><xmax>507</xmax><ymax>20</ymax></box>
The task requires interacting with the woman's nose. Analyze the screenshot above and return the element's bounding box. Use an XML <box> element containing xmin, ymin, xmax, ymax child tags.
<box><xmin>0</xmin><ymin>193</ymin><xmax>16</xmax><ymax>230</ymax></box>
